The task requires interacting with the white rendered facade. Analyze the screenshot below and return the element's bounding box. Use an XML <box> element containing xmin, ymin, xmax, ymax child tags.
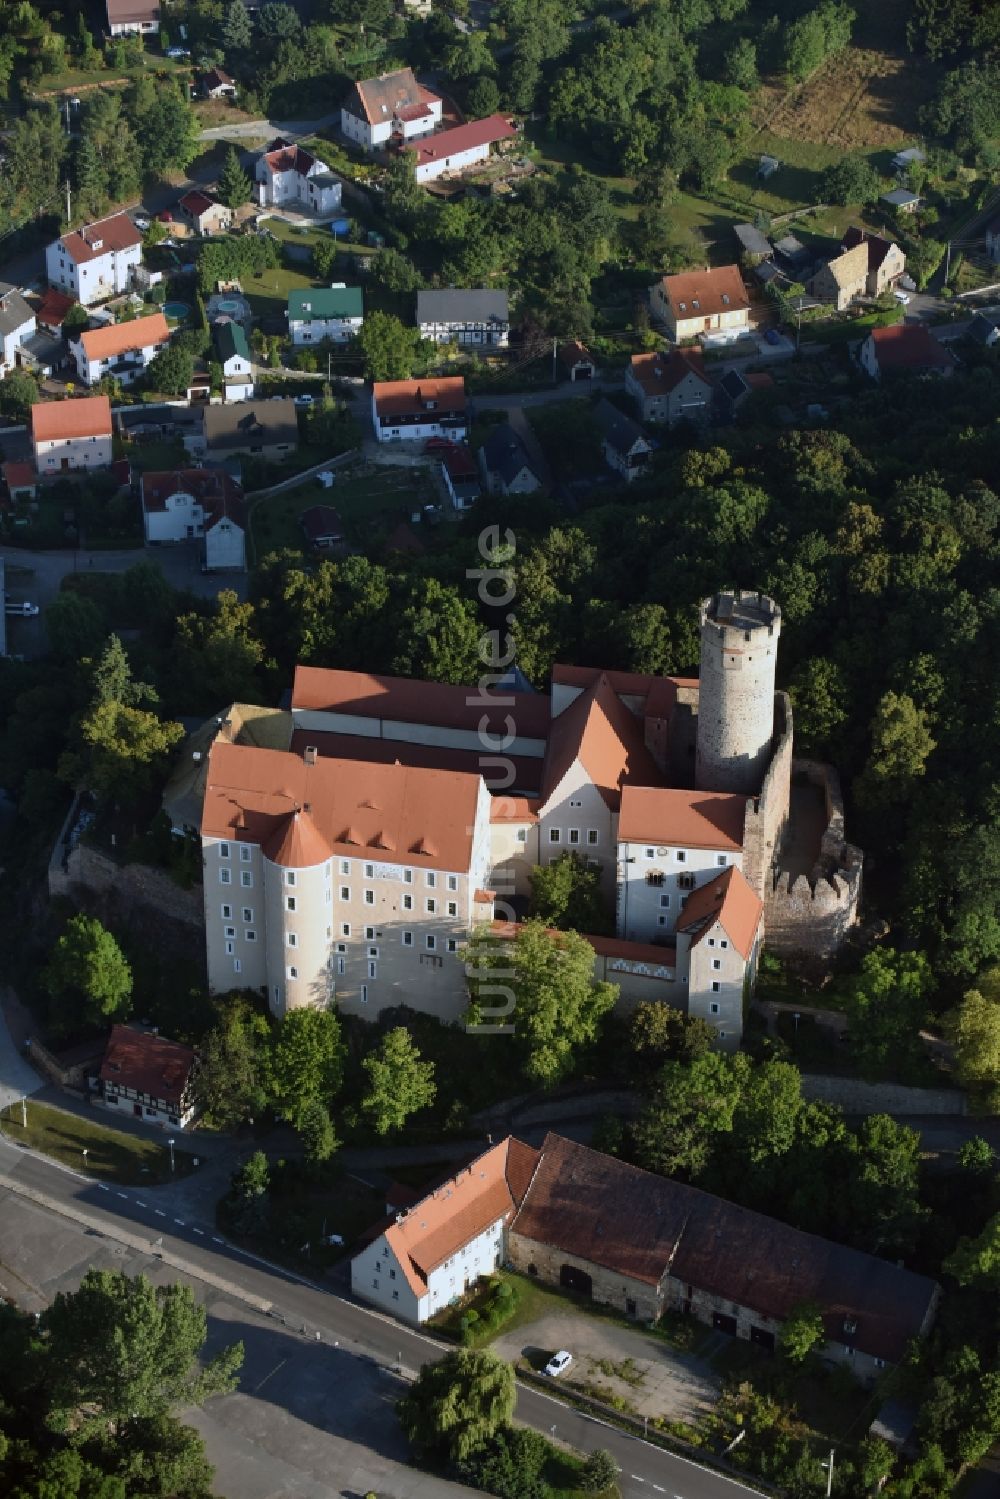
<box><xmin>617</xmin><ymin>839</ymin><xmax>743</xmax><ymax>943</ymax></box>
<box><xmin>351</xmin><ymin>1212</ymin><xmax>506</xmax><ymax>1323</ymax></box>
<box><xmin>46</xmin><ymin>227</ymin><xmax>142</xmax><ymax>307</ymax></box>
<box><xmin>34</xmin><ymin>430</ymin><xmax>113</xmax><ymax>473</ymax></box>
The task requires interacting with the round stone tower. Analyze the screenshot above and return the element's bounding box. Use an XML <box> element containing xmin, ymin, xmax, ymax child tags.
<box><xmin>695</xmin><ymin>589</ymin><xmax>781</xmax><ymax>795</ymax></box>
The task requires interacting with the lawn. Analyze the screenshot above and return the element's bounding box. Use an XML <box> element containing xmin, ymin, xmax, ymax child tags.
<box><xmin>524</xmin><ymin>121</ymin><xmax>640</xmax><ymax>223</ymax></box>
<box><xmin>243</xmin><ymin>264</ymin><xmax>321</xmax><ymax>320</ymax></box>
<box><xmin>114</xmin><ymin>436</ymin><xmax>190</xmax><ymax>472</ymax></box>
<box><xmin>249</xmin><ymin>464</ymin><xmax>435</xmax><ymax>560</ymax></box>
<box><xmin>0</xmin><ymin>1100</ymin><xmax>195</xmax><ymax>1185</ymax></box>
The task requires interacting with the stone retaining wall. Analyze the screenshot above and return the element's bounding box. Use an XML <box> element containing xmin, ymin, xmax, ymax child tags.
<box><xmin>801</xmin><ymin>1073</ymin><xmax>965</xmax><ymax>1116</ymax></box>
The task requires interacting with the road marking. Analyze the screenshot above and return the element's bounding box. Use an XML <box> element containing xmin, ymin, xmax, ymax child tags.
<box><xmin>135</xmin><ymin>1201</ymin><xmax>146</xmax><ymax>1209</ymax></box>
<box><xmin>155</xmin><ymin>1209</ymin><xmax>166</xmax><ymax>1217</ymax></box>
<box><xmin>174</xmin><ymin>1219</ymin><xmax>185</xmax><ymax>1226</ymax></box>
<box><xmin>212</xmin><ymin>1237</ymin><xmax>225</xmax><ymax>1244</ymax></box>
<box><xmin>192</xmin><ymin>1227</ymin><xmax>204</xmax><ymax>1235</ymax></box>
<box><xmin>652</xmin><ymin>1487</ymin><xmax>665</xmax><ymax>1494</ymax></box>
<box><xmin>98</xmin><ymin>1184</ymin><xmax>109</xmax><ymax>1192</ymax></box>
<box><xmin>630</xmin><ymin>1478</ymin><xmax>645</xmax><ymax>1484</ymax></box>
<box><xmin>116</xmin><ymin>1192</ymin><xmax>128</xmax><ymax>1200</ymax></box>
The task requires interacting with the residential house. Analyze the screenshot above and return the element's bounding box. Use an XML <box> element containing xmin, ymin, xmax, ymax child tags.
<box><xmin>106</xmin><ymin>0</ymin><xmax>159</xmax><ymax>34</ymax></box>
<box><xmin>558</xmin><ymin>340</ymin><xmax>596</xmax><ymax>381</ymax></box>
<box><xmin>593</xmin><ymin>398</ymin><xmax>652</xmax><ymax>483</ymax></box>
<box><xmin>733</xmin><ymin>223</ymin><xmax>773</xmax><ymax>263</ymax></box>
<box><xmin>341</xmin><ymin>68</ymin><xmax>443</xmax><ymax>152</ymax></box>
<box><xmin>987</xmin><ymin>216</ymin><xmax>1000</xmax><ymax>263</ymax></box>
<box><xmin>808</xmin><ymin>241</ymin><xmax>869</xmax><ymax>311</ymax></box>
<box><xmin>31</xmin><ymin>396</ymin><xmax>113</xmax><ymax>474</ymax></box>
<box><xmin>203</xmin><ymin>66</ymin><xmax>237</xmax><ymax>99</ymax></box>
<box><xmin>625</xmin><ymin>350</ymin><xmax>712</xmax><ymax>426</ymax></box>
<box><xmin>96</xmin><ymin>1025</ymin><xmax>196</xmax><ymax>1130</ymax></box>
<box><xmin>287</xmin><ymin>285</ymin><xmax>364</xmax><ymax>345</ymax></box>
<box><xmin>255</xmin><ymin>140</ymin><xmax>342</xmax><ymax>215</ymax></box>
<box><xmin>892</xmin><ymin>146</ymin><xmax>925</xmax><ymax>173</ymax></box>
<box><xmin>142</xmin><ymin>468</ymin><xmax>246</xmax><ymax>569</ymax></box>
<box><xmin>371</xmin><ymin>376</ymin><xmax>467</xmax><ymax>443</ymax></box>
<box><xmin>405</xmin><ymin>115</ymin><xmax>517</xmax><ymax>185</ymax></box>
<box><xmin>439</xmin><ymin>444</ymin><xmax>480</xmax><ymax>510</ymax></box>
<box><xmin>860</xmin><ymin>323</ymin><xmax>956</xmax><ymax>381</ymax></box>
<box><xmin>881</xmin><ymin>189</ymin><xmax>920</xmax><ymax>214</ymax></box>
<box><xmin>650</xmin><ymin>265</ymin><xmax>750</xmax><ymax>344</ymax></box>
<box><xmin>840</xmin><ymin>227</ymin><xmax>906</xmax><ymax>298</ymax></box>
<box><xmin>300</xmin><ymin>505</ymin><xmax>346</xmax><ymax>548</ymax></box>
<box><xmin>505</xmin><ymin>1133</ymin><xmax>939</xmax><ymax>1382</ymax></box>
<box><xmin>416</xmin><ymin>289</ymin><xmax>509</xmax><ymax>347</ymax></box>
<box><xmin>178</xmin><ymin>191</ymin><xmax>233</xmax><ymax>237</ymax></box>
<box><xmin>0</xmin><ymin>284</ymin><xmax>36</xmax><ymax>376</ymax></box>
<box><xmin>35</xmin><ymin>287</ymin><xmax>76</xmax><ymax>335</ymax></box>
<box><xmin>351</xmin><ymin>1138</ymin><xmax>539</xmax><ymax>1321</ymax></box>
<box><xmin>46</xmin><ymin>213</ymin><xmax>144</xmax><ymax>307</ymax></box>
<box><xmin>968</xmin><ymin>311</ymin><xmax>1000</xmax><ymax>348</ymax></box>
<box><xmin>4</xmin><ymin>462</ymin><xmax>38</xmax><ymax>501</ymax></box>
<box><xmin>215</xmin><ymin>321</ymin><xmax>254</xmax><ymax>401</ymax></box>
<box><xmin>478</xmin><ymin>422</ymin><xmax>543</xmax><ymax>496</ymax></box>
<box><xmin>773</xmin><ymin>234</ymin><xmax>810</xmax><ymax>275</ymax></box>
<box><xmin>188</xmin><ymin>399</ymin><xmax>299</xmax><ymax>461</ymax></box>
<box><xmin>69</xmin><ymin>311</ymin><xmax>169</xmax><ymax>387</ymax></box>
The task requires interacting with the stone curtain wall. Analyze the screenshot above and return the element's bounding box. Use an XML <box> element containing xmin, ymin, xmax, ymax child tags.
<box><xmin>742</xmin><ymin>691</ymin><xmax>794</xmax><ymax>899</ymax></box>
<box><xmin>50</xmin><ymin>844</ymin><xmax>204</xmax><ymax>929</ymax></box>
<box><xmin>764</xmin><ymin>759</ymin><xmax>862</xmax><ymax>965</ymax></box>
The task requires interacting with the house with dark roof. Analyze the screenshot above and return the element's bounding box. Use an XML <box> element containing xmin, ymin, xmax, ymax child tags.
<box><xmin>438</xmin><ymin>443</ymin><xmax>481</xmax><ymax>510</ymax></box>
<box><xmin>478</xmin><ymin>421</ymin><xmax>543</xmax><ymax>496</ymax></box>
<box><xmin>255</xmin><ymin>139</ymin><xmax>341</xmax><ymax>215</ymax></box>
<box><xmin>968</xmin><ymin>311</ymin><xmax>1000</xmax><ymax>348</ymax></box>
<box><xmin>97</xmin><ymin>1025</ymin><xmax>196</xmax><ymax>1129</ymax></box>
<box><xmin>733</xmin><ymin>223</ymin><xmax>773</xmax><ymax>262</ymax></box>
<box><xmin>340</xmin><ymin>68</ymin><xmax>443</xmax><ymax>152</ymax></box>
<box><xmin>203</xmin><ymin>66</ymin><xmax>237</xmax><ymax>100</ymax></box>
<box><xmin>593</xmin><ymin>398</ymin><xmax>652</xmax><ymax>483</ymax></box>
<box><xmin>288</xmin><ymin>285</ymin><xmax>363</xmax><ymax>345</ymax></box>
<box><xmin>860</xmin><ymin>323</ymin><xmax>956</xmax><ymax>382</ymax></box>
<box><xmin>300</xmin><ymin>504</ymin><xmax>346</xmax><ymax>548</ymax></box>
<box><xmin>505</xmin><ymin>1134</ymin><xmax>939</xmax><ymax>1381</ymax></box>
<box><xmin>416</xmin><ymin>289</ymin><xmax>509</xmax><ymax>347</ymax></box>
<box><xmin>214</xmin><ymin>320</ymin><xmax>253</xmax><ymax>400</ymax></box>
<box><xmin>558</xmin><ymin>340</ymin><xmax>596</xmax><ymax>381</ymax></box>
<box><xmin>881</xmin><ymin>188</ymin><xmax>921</xmax><ymax>214</ymax></box>
<box><xmin>625</xmin><ymin>350</ymin><xmax>712</xmax><ymax>426</ymax></box>
<box><xmin>190</xmin><ymin>399</ymin><xmax>299</xmax><ymax>460</ymax></box>
<box><xmin>0</xmin><ymin>283</ymin><xmax>36</xmax><ymax>377</ymax></box>
<box><xmin>106</xmin><ymin>0</ymin><xmax>159</xmax><ymax>35</ymax></box>
<box><xmin>141</xmin><ymin>468</ymin><xmax>246</xmax><ymax>570</ymax></box>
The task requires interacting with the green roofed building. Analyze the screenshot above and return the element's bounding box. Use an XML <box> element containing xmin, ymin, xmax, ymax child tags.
<box><xmin>288</xmin><ymin>285</ymin><xmax>364</xmax><ymax>345</ymax></box>
<box><xmin>214</xmin><ymin>320</ymin><xmax>253</xmax><ymax>397</ymax></box>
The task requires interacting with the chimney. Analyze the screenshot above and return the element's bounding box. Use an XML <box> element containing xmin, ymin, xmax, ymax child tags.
<box><xmin>304</xmin><ymin>745</ymin><xmax>317</xmax><ymax>767</ymax></box>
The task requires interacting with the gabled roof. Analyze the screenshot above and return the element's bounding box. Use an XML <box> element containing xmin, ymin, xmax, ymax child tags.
<box><xmin>77</xmin><ymin>312</ymin><xmax>169</xmax><ymax>362</ymax></box>
<box><xmin>841</xmin><ymin>226</ymin><xmax>901</xmax><ymax>273</ymax></box>
<box><xmin>35</xmin><ymin>287</ymin><xmax>76</xmax><ymax>330</ymax></box>
<box><xmin>540</xmin><ymin>672</ymin><xmax>663</xmax><ymax>812</ymax></box>
<box><xmin>300</xmin><ymin>504</ymin><xmax>345</xmax><ymax>543</ymax></box>
<box><xmin>288</xmin><ymin>286</ymin><xmax>363</xmax><ymax>322</ymax></box>
<box><xmin>288</xmin><ymin>729</ymin><xmax>543</xmax><ymax>796</ymax></box>
<box><xmin>968</xmin><ymin>311</ymin><xmax>1000</xmax><ymax>346</ymax></box>
<box><xmin>658</xmin><ymin>264</ymin><xmax>749</xmax><ymax>318</ymax></box>
<box><xmin>0</xmin><ymin>284</ymin><xmax>35</xmax><ymax>337</ymax></box>
<box><xmin>628</xmin><ymin>349</ymin><xmax>710</xmax><ymax>398</ymax></box>
<box><xmin>215</xmin><ymin>320</ymin><xmax>250</xmax><ymax>364</ymax></box>
<box><xmin>204</xmin><ymin>66</ymin><xmax>235</xmax><ymax>89</ymax></box>
<box><xmin>107</xmin><ymin>0</ymin><xmax>160</xmax><ymax>23</ymax></box>
<box><xmin>733</xmin><ymin>223</ymin><xmax>773</xmax><ymax>258</ymax></box>
<box><xmin>57</xmin><ymin>213</ymin><xmax>143</xmax><ymax>266</ymax></box>
<box><xmin>202</xmin><ymin>741</ymin><xmax>483</xmax><ymax>872</ymax></box>
<box><xmin>618</xmin><ymin>786</ymin><xmax>747</xmax><ymax>851</ymax></box>
<box><xmin>867</xmin><ymin>322</ymin><xmax>955</xmax><ymax>371</ymax></box>
<box><xmin>372</xmin><ymin>376</ymin><xmax>466</xmax><ymax>420</ymax></box>
<box><xmin>262</xmin><ymin>143</ymin><xmax>317</xmax><ymax>178</ymax></box>
<box><xmin>202</xmin><ymin>399</ymin><xmax>298</xmax><ymax>450</ymax></box>
<box><xmin>344</xmin><ymin>67</ymin><xmax>434</xmax><ymax>126</ymax></box>
<box><xmin>141</xmin><ymin>468</ymin><xmax>245</xmax><ymax>529</ymax></box>
<box><xmin>675</xmin><ymin>865</ymin><xmax>762</xmax><ymax>958</ymax></box>
<box><xmin>31</xmin><ymin>395</ymin><xmax>112</xmax><ymax>443</ymax></box>
<box><xmin>292</xmin><ymin>664</ymin><xmax>551</xmax><ymax>741</ymax></box>
<box><xmin>511</xmin><ymin>1133</ymin><xmax>939</xmax><ymax>1364</ymax></box>
<box><xmin>405</xmin><ymin>115</ymin><xmax>516</xmax><ymax>169</ymax></box>
<box><xmin>593</xmin><ymin>397</ymin><xmax>648</xmax><ymax>457</ymax></box>
<box><xmin>819</xmin><ymin>241</ymin><xmax>868</xmax><ymax>290</ymax></box>
<box><xmin>416</xmin><ymin>288</ymin><xmax>509</xmax><ymax>326</ymax></box>
<box><xmin>381</xmin><ymin>1137</ymin><xmax>540</xmax><ymax>1298</ymax></box>
<box><xmin>480</xmin><ymin>421</ymin><xmax>541</xmax><ymax>486</ymax></box>
<box><xmin>180</xmin><ymin>190</ymin><xmax>222</xmax><ymax>218</ymax></box>
<box><xmin>100</xmin><ymin>1024</ymin><xmax>194</xmax><ymax>1106</ymax></box>
<box><xmin>557</xmin><ymin>339</ymin><xmax>595</xmax><ymax>370</ymax></box>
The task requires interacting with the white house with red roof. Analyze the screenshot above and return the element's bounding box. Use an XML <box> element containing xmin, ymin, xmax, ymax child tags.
<box><xmin>340</xmin><ymin>67</ymin><xmax>443</xmax><ymax>152</ymax></box>
<box><xmin>141</xmin><ymin>469</ymin><xmax>246</xmax><ymax>570</ymax></box>
<box><xmin>69</xmin><ymin>311</ymin><xmax>169</xmax><ymax>386</ymax></box>
<box><xmin>31</xmin><ymin>395</ymin><xmax>113</xmax><ymax>473</ymax></box>
<box><xmin>371</xmin><ymin>376</ymin><xmax>468</xmax><ymax>442</ymax></box>
<box><xmin>46</xmin><ymin>213</ymin><xmax>144</xmax><ymax>306</ymax></box>
<box><xmin>625</xmin><ymin>350</ymin><xmax>712</xmax><ymax>425</ymax></box>
<box><xmin>859</xmin><ymin>323</ymin><xmax>956</xmax><ymax>382</ymax></box>
<box><xmin>651</xmin><ymin>265</ymin><xmax>751</xmax><ymax>344</ymax></box>
<box><xmin>255</xmin><ymin>140</ymin><xmax>342</xmax><ymax>214</ymax></box>
<box><xmin>405</xmin><ymin>114</ymin><xmax>517</xmax><ymax>184</ymax></box>
<box><xmin>97</xmin><ymin>1025</ymin><xmax>196</xmax><ymax>1129</ymax></box>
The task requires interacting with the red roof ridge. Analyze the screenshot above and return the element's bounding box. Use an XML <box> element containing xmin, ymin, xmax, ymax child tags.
<box><xmin>675</xmin><ymin>865</ymin><xmax>763</xmax><ymax>958</ymax></box>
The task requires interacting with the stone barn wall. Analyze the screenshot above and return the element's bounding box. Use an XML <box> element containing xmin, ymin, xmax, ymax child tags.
<box><xmin>506</xmin><ymin>1233</ymin><xmax>663</xmax><ymax>1321</ymax></box>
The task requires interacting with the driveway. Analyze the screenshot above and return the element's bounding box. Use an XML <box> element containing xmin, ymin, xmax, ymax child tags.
<box><xmin>493</xmin><ymin>1311</ymin><xmax>720</xmax><ymax>1424</ymax></box>
<box><xmin>0</xmin><ymin>991</ymin><xmax>44</xmax><ymax>1112</ymax></box>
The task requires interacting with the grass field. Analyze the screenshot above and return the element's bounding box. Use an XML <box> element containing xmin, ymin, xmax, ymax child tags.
<box><xmin>115</xmin><ymin>436</ymin><xmax>190</xmax><ymax>472</ymax></box>
<box><xmin>244</xmin><ymin>265</ymin><xmax>320</xmax><ymax>319</ymax></box>
<box><xmin>753</xmin><ymin>45</ymin><xmax>938</xmax><ymax>154</ymax></box>
<box><xmin>249</xmin><ymin>464</ymin><xmax>434</xmax><ymax>559</ymax></box>
<box><xmin>0</xmin><ymin>1100</ymin><xmax>195</xmax><ymax>1184</ymax></box>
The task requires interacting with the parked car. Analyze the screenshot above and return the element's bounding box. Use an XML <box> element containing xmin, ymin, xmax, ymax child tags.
<box><xmin>134</xmin><ymin>213</ymin><xmax>151</xmax><ymax>232</ymax></box>
<box><xmin>764</xmin><ymin>327</ymin><xmax>783</xmax><ymax>346</ymax></box>
<box><xmin>423</xmin><ymin>437</ymin><xmax>454</xmax><ymax>452</ymax></box>
<box><xmin>5</xmin><ymin>602</ymin><xmax>39</xmax><ymax>617</ymax></box>
<box><xmin>294</xmin><ymin>393</ymin><xmax>315</xmax><ymax>407</ymax></box>
<box><xmin>894</xmin><ymin>290</ymin><xmax>911</xmax><ymax>305</ymax></box>
<box><xmin>544</xmin><ymin>1350</ymin><xmax>573</xmax><ymax>1378</ymax></box>
<box><xmin>166</xmin><ymin>46</ymin><xmax>190</xmax><ymax>58</ymax></box>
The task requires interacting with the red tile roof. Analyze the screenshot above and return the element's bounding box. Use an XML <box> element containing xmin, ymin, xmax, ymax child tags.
<box><xmin>288</xmin><ymin>728</ymin><xmax>544</xmax><ymax>796</ymax></box>
<box><xmin>100</xmin><ymin>1024</ymin><xmax>194</xmax><ymax>1106</ymax></box>
<box><xmin>490</xmin><ymin>919</ymin><xmax>676</xmax><ymax>969</ymax></box>
<box><xmin>347</xmin><ymin>68</ymin><xmax>431</xmax><ymax>127</ymax></box>
<box><xmin>372</xmin><ymin>376</ymin><xmax>466</xmax><ymax>420</ymax></box>
<box><xmin>299</xmin><ymin>504</ymin><xmax>345</xmax><ymax>543</ymax></box>
<box><xmin>77</xmin><ymin>312</ymin><xmax>169</xmax><ymax>363</ymax></box>
<box><xmin>35</xmin><ymin>287</ymin><xmax>76</xmax><ymax>330</ymax></box>
<box><xmin>676</xmin><ymin>865</ymin><xmax>763</xmax><ymax>958</ymax></box>
<box><xmin>180</xmin><ymin>190</ymin><xmax>218</xmax><ymax>218</ymax></box>
<box><xmin>867</xmin><ymin>323</ymin><xmax>955</xmax><ymax>371</ymax></box>
<box><xmin>540</xmin><ymin>673</ymin><xmax>663</xmax><ymax>812</ymax></box>
<box><xmin>263</xmin><ymin>144</ymin><xmax>316</xmax><ymax>177</ymax></box>
<box><xmin>31</xmin><ymin>396</ymin><xmax>112</xmax><ymax>443</ymax></box>
<box><xmin>405</xmin><ymin>115</ymin><xmax>516</xmax><ymax>169</ymax></box>
<box><xmin>658</xmin><ymin>264</ymin><xmax>750</xmax><ymax>319</ymax></box>
<box><xmin>141</xmin><ymin>469</ymin><xmax>245</xmax><ymax>529</ymax></box>
<box><xmin>3</xmin><ymin>461</ymin><xmax>36</xmax><ymax>490</ymax></box>
<box><xmin>629</xmin><ymin>349</ymin><xmax>710</xmax><ymax>397</ymax></box>
<box><xmin>618</xmin><ymin>786</ymin><xmax>747</xmax><ymax>850</ymax></box>
<box><xmin>202</xmin><ymin>740</ymin><xmax>483</xmax><ymax>873</ymax></box>
<box><xmin>291</xmin><ymin>664</ymin><xmax>551</xmax><ymax>740</ymax></box>
<box><xmin>58</xmin><ymin>213</ymin><xmax>143</xmax><ymax>266</ymax></box>
<box><xmin>558</xmin><ymin>339</ymin><xmax>595</xmax><ymax>370</ymax></box>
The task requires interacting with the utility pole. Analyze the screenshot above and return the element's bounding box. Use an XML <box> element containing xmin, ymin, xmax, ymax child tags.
<box><xmin>551</xmin><ymin>336</ymin><xmax>557</xmax><ymax>385</ymax></box>
<box><xmin>824</xmin><ymin>1447</ymin><xmax>835</xmax><ymax>1498</ymax></box>
<box><xmin>944</xmin><ymin>241</ymin><xmax>951</xmax><ymax>286</ymax></box>
<box><xmin>64</xmin><ymin>180</ymin><xmax>72</xmax><ymax>225</ymax></box>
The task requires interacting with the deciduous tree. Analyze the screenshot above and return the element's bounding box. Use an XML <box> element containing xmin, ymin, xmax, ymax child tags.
<box><xmin>43</xmin><ymin>914</ymin><xmax>132</xmax><ymax>1031</ymax></box>
<box><xmin>362</xmin><ymin>1027</ymin><xmax>436</xmax><ymax>1134</ymax></box>
<box><xmin>399</xmin><ymin>1349</ymin><xmax>515</xmax><ymax>1464</ymax></box>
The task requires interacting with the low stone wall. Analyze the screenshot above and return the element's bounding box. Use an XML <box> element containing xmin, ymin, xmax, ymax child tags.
<box><xmin>26</xmin><ymin>1037</ymin><xmax>102</xmax><ymax>1089</ymax></box>
<box><xmin>764</xmin><ymin>759</ymin><xmax>863</xmax><ymax>965</ymax></box>
<box><xmin>801</xmin><ymin>1073</ymin><xmax>965</xmax><ymax>1117</ymax></box>
<box><xmin>49</xmin><ymin>844</ymin><xmax>204</xmax><ymax>929</ymax></box>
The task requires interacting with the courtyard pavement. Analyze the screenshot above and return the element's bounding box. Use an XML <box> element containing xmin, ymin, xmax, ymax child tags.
<box><xmin>492</xmin><ymin>1310</ymin><xmax>720</xmax><ymax>1424</ymax></box>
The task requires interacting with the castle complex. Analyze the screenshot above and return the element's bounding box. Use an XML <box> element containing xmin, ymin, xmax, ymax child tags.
<box><xmin>197</xmin><ymin>590</ymin><xmax>862</xmax><ymax>1047</ymax></box>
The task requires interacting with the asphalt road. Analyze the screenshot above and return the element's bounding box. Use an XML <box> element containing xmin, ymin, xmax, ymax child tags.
<box><xmin>0</xmin><ymin>1126</ymin><xmax>766</xmax><ymax>1499</ymax></box>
